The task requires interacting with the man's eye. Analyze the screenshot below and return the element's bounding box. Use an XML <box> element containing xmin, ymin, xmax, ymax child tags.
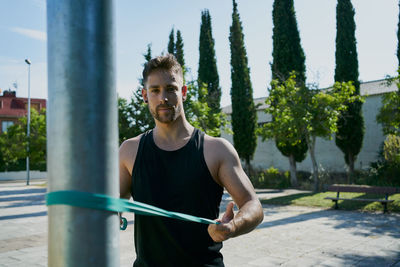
<box><xmin>167</xmin><ymin>87</ymin><xmax>176</xmax><ymax>91</ymax></box>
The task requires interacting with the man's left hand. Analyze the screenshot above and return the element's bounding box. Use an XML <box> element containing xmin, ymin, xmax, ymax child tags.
<box><xmin>207</xmin><ymin>201</ymin><xmax>236</xmax><ymax>242</ymax></box>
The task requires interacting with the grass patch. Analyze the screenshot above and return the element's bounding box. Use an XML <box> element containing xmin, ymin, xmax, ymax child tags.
<box><xmin>261</xmin><ymin>192</ymin><xmax>400</xmax><ymax>213</ymax></box>
<box><xmin>36</xmin><ymin>182</ymin><xmax>47</xmax><ymax>188</ymax></box>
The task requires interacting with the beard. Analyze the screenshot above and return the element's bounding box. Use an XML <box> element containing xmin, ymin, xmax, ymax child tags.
<box><xmin>150</xmin><ymin>104</ymin><xmax>181</xmax><ymax>123</ymax></box>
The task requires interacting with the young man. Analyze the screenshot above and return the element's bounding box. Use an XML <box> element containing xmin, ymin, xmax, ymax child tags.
<box><xmin>119</xmin><ymin>54</ymin><xmax>263</xmax><ymax>267</ymax></box>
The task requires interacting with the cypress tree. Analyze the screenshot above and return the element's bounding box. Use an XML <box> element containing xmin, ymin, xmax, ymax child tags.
<box><xmin>271</xmin><ymin>0</ymin><xmax>306</xmax><ymax>83</ymax></box>
<box><xmin>271</xmin><ymin>0</ymin><xmax>306</xmax><ymax>93</ymax></box>
<box><xmin>144</xmin><ymin>44</ymin><xmax>152</xmax><ymax>72</ymax></box>
<box><xmin>398</xmin><ymin>0</ymin><xmax>400</xmax><ymax>67</ymax></box>
<box><xmin>198</xmin><ymin>9</ymin><xmax>221</xmax><ymax>135</ymax></box>
<box><xmin>229</xmin><ymin>0</ymin><xmax>257</xmax><ymax>171</ymax></box>
<box><xmin>139</xmin><ymin>44</ymin><xmax>152</xmax><ymax>86</ymax></box>
<box><xmin>271</xmin><ymin>0</ymin><xmax>308</xmax><ymax>186</ymax></box>
<box><xmin>334</xmin><ymin>0</ymin><xmax>364</xmax><ymax>180</ymax></box>
<box><xmin>175</xmin><ymin>30</ymin><xmax>185</xmax><ymax>77</ymax></box>
<box><xmin>168</xmin><ymin>28</ymin><xmax>175</xmax><ymax>54</ymax></box>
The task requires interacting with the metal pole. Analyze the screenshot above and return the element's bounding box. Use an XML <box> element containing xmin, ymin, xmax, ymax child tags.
<box><xmin>47</xmin><ymin>1</ymin><xmax>119</xmax><ymax>266</ymax></box>
<box><xmin>25</xmin><ymin>59</ymin><xmax>31</xmax><ymax>186</ymax></box>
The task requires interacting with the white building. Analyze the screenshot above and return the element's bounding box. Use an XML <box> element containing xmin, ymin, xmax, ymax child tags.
<box><xmin>221</xmin><ymin>79</ymin><xmax>397</xmax><ymax>172</ymax></box>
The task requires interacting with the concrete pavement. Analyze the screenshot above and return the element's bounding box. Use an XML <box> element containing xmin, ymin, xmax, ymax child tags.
<box><xmin>1</xmin><ymin>181</ymin><xmax>400</xmax><ymax>267</ymax></box>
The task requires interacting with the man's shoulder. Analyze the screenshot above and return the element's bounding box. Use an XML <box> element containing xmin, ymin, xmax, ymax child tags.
<box><xmin>203</xmin><ymin>134</ymin><xmax>237</xmax><ymax>158</ymax></box>
<box><xmin>119</xmin><ymin>134</ymin><xmax>145</xmax><ymax>159</ymax></box>
<box><xmin>121</xmin><ymin>134</ymin><xmax>143</xmax><ymax>147</ymax></box>
<box><xmin>204</xmin><ymin>134</ymin><xmax>231</xmax><ymax>146</ymax></box>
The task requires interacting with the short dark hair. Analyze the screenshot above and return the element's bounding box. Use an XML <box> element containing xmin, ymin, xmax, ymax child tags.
<box><xmin>142</xmin><ymin>54</ymin><xmax>183</xmax><ymax>87</ymax></box>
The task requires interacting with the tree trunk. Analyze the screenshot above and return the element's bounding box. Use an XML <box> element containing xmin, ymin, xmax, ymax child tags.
<box><xmin>347</xmin><ymin>152</ymin><xmax>354</xmax><ymax>184</ymax></box>
<box><xmin>288</xmin><ymin>154</ymin><xmax>298</xmax><ymax>187</ymax></box>
<box><xmin>308</xmin><ymin>136</ymin><xmax>319</xmax><ymax>192</ymax></box>
<box><xmin>245</xmin><ymin>158</ymin><xmax>252</xmax><ymax>177</ymax></box>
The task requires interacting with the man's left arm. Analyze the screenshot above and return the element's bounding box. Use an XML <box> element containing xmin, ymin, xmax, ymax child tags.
<box><xmin>207</xmin><ymin>139</ymin><xmax>264</xmax><ymax>242</ymax></box>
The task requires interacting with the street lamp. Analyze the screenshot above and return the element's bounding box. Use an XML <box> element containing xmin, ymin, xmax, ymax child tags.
<box><xmin>25</xmin><ymin>59</ymin><xmax>31</xmax><ymax>185</ymax></box>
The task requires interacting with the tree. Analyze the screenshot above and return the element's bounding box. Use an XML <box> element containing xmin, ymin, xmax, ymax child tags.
<box><xmin>144</xmin><ymin>43</ymin><xmax>152</xmax><ymax>62</ymax></box>
<box><xmin>376</xmin><ymin>75</ymin><xmax>400</xmax><ymax>136</ymax></box>
<box><xmin>175</xmin><ymin>30</ymin><xmax>185</xmax><ymax>75</ymax></box>
<box><xmin>270</xmin><ymin>0</ymin><xmax>308</xmax><ymax>186</ymax></box>
<box><xmin>167</xmin><ymin>28</ymin><xmax>175</xmax><ymax>54</ymax></box>
<box><xmin>334</xmin><ymin>0</ymin><xmax>364</xmax><ymax>181</ymax></box>
<box><xmin>397</xmin><ymin>0</ymin><xmax>400</xmax><ymax>67</ymax></box>
<box><xmin>171</xmin><ymin>26</ymin><xmax>227</xmax><ymax>136</ymax></box>
<box><xmin>184</xmin><ymin>81</ymin><xmax>228</xmax><ymax>137</ymax></box>
<box><xmin>0</xmin><ymin>124</ymin><xmax>24</xmax><ymax>171</ymax></box>
<box><xmin>260</xmin><ymin>75</ymin><xmax>361</xmax><ymax>191</ymax></box>
<box><xmin>26</xmin><ymin>108</ymin><xmax>46</xmax><ymax>166</ymax></box>
<box><xmin>118</xmin><ymin>96</ymin><xmax>135</xmax><ymax>144</ymax></box>
<box><xmin>229</xmin><ymin>0</ymin><xmax>257</xmax><ymax>172</ymax></box>
<box><xmin>271</xmin><ymin>0</ymin><xmax>306</xmax><ymax>83</ymax></box>
<box><xmin>198</xmin><ymin>9</ymin><xmax>222</xmax><ymax>135</ymax></box>
<box><xmin>0</xmin><ymin>108</ymin><xmax>46</xmax><ymax>171</ymax></box>
<box><xmin>377</xmin><ymin>2</ymin><xmax>400</xmax><ymax>136</ymax></box>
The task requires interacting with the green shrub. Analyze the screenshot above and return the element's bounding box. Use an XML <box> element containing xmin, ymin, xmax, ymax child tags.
<box><xmin>31</xmin><ymin>161</ymin><xmax>47</xmax><ymax>172</ymax></box>
<box><xmin>250</xmin><ymin>167</ymin><xmax>290</xmax><ymax>189</ymax></box>
<box><xmin>384</xmin><ymin>134</ymin><xmax>400</xmax><ymax>165</ymax></box>
<box><xmin>0</xmin><ymin>158</ymin><xmax>46</xmax><ymax>172</ymax></box>
<box><xmin>359</xmin><ymin>135</ymin><xmax>400</xmax><ymax>186</ymax></box>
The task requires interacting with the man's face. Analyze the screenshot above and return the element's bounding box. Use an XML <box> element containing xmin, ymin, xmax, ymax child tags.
<box><xmin>142</xmin><ymin>69</ymin><xmax>187</xmax><ymax>124</ymax></box>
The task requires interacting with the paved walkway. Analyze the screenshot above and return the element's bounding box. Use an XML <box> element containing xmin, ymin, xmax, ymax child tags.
<box><xmin>1</xmin><ymin>180</ymin><xmax>400</xmax><ymax>267</ymax></box>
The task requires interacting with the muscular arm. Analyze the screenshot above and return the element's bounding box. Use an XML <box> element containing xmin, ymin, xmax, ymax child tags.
<box><xmin>118</xmin><ymin>137</ymin><xmax>141</xmax><ymax>226</ymax></box>
<box><xmin>207</xmin><ymin>138</ymin><xmax>264</xmax><ymax>242</ymax></box>
<box><xmin>119</xmin><ymin>136</ymin><xmax>141</xmax><ymax>200</ymax></box>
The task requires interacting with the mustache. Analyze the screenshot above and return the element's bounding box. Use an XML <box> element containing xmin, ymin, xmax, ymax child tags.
<box><xmin>156</xmin><ymin>104</ymin><xmax>174</xmax><ymax>111</ymax></box>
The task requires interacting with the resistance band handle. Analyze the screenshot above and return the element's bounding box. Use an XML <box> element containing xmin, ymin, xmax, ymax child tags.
<box><xmin>120</xmin><ymin>217</ymin><xmax>128</xmax><ymax>230</ymax></box>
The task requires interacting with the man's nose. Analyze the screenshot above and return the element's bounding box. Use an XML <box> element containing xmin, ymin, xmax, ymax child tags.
<box><xmin>160</xmin><ymin>91</ymin><xmax>169</xmax><ymax>104</ymax></box>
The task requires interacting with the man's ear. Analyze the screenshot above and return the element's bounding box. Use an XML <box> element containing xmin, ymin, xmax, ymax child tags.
<box><xmin>142</xmin><ymin>88</ymin><xmax>148</xmax><ymax>103</ymax></box>
<box><xmin>182</xmin><ymin>85</ymin><xmax>188</xmax><ymax>101</ymax></box>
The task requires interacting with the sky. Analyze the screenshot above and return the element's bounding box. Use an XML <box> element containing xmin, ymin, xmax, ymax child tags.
<box><xmin>0</xmin><ymin>0</ymin><xmax>398</xmax><ymax>108</ymax></box>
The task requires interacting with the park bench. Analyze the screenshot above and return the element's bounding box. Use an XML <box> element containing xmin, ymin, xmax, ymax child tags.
<box><xmin>324</xmin><ymin>184</ymin><xmax>399</xmax><ymax>213</ymax></box>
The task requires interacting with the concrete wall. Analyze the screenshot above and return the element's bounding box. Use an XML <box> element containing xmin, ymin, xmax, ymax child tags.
<box><xmin>0</xmin><ymin>171</ymin><xmax>47</xmax><ymax>181</ymax></box>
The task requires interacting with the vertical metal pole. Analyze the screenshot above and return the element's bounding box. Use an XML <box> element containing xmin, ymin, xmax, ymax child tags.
<box><xmin>26</xmin><ymin>61</ymin><xmax>31</xmax><ymax>185</ymax></box>
<box><xmin>47</xmin><ymin>1</ymin><xmax>119</xmax><ymax>266</ymax></box>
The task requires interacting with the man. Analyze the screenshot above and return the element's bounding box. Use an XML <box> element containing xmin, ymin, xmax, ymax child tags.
<box><xmin>119</xmin><ymin>54</ymin><xmax>263</xmax><ymax>267</ymax></box>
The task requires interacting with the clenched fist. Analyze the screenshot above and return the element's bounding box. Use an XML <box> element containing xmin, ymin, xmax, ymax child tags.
<box><xmin>208</xmin><ymin>201</ymin><xmax>237</xmax><ymax>242</ymax></box>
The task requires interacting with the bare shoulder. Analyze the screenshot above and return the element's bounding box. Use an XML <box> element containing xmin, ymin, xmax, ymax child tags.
<box><xmin>203</xmin><ymin>134</ymin><xmax>241</xmax><ymax>185</ymax></box>
<box><xmin>204</xmin><ymin>134</ymin><xmax>239</xmax><ymax>162</ymax></box>
<box><xmin>119</xmin><ymin>134</ymin><xmax>143</xmax><ymax>175</ymax></box>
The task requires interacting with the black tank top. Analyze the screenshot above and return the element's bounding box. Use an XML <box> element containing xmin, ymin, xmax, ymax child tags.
<box><xmin>131</xmin><ymin>128</ymin><xmax>224</xmax><ymax>267</ymax></box>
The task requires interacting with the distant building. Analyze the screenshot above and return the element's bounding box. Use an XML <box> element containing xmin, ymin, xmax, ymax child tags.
<box><xmin>222</xmin><ymin>79</ymin><xmax>397</xmax><ymax>172</ymax></box>
<box><xmin>0</xmin><ymin>90</ymin><xmax>46</xmax><ymax>133</ymax></box>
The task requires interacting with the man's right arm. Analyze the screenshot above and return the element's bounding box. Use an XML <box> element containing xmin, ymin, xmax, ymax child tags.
<box><xmin>119</xmin><ymin>136</ymin><xmax>141</xmax><ymax>200</ymax></box>
<box><xmin>118</xmin><ymin>137</ymin><xmax>141</xmax><ymax>226</ymax></box>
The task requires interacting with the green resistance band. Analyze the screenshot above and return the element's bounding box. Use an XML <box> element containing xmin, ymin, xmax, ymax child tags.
<box><xmin>46</xmin><ymin>190</ymin><xmax>219</xmax><ymax>230</ymax></box>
